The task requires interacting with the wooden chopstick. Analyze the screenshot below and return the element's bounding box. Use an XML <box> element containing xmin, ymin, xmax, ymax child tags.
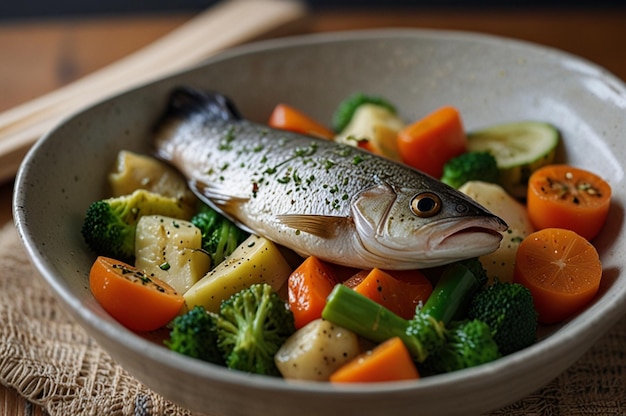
<box><xmin>0</xmin><ymin>0</ymin><xmax>307</xmax><ymax>183</ymax></box>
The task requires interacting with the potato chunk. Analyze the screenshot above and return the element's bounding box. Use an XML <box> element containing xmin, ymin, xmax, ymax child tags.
<box><xmin>459</xmin><ymin>180</ymin><xmax>534</xmax><ymax>283</ymax></box>
<box><xmin>109</xmin><ymin>150</ymin><xmax>197</xmax><ymax>215</ymax></box>
<box><xmin>275</xmin><ymin>319</ymin><xmax>361</xmax><ymax>381</ymax></box>
<box><xmin>135</xmin><ymin>215</ymin><xmax>210</xmax><ymax>294</ymax></box>
<box><xmin>184</xmin><ymin>235</ymin><xmax>292</xmax><ymax>313</ymax></box>
<box><xmin>334</xmin><ymin>104</ymin><xmax>405</xmax><ymax>160</ymax></box>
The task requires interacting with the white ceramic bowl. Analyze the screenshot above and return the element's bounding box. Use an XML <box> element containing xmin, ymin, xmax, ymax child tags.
<box><xmin>13</xmin><ymin>29</ymin><xmax>626</xmax><ymax>415</ymax></box>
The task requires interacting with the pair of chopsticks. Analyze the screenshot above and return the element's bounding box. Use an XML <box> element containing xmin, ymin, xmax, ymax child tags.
<box><xmin>0</xmin><ymin>0</ymin><xmax>307</xmax><ymax>183</ymax></box>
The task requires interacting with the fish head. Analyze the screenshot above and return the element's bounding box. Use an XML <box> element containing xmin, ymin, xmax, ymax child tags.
<box><xmin>351</xmin><ymin>181</ymin><xmax>508</xmax><ymax>269</ymax></box>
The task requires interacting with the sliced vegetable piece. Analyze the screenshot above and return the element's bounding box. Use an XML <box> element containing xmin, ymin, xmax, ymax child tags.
<box><xmin>397</xmin><ymin>106</ymin><xmax>467</xmax><ymax>178</ymax></box>
<box><xmin>334</xmin><ymin>103</ymin><xmax>405</xmax><ymax>160</ymax></box>
<box><xmin>134</xmin><ymin>215</ymin><xmax>211</xmax><ymax>294</ymax></box>
<box><xmin>329</xmin><ymin>336</ymin><xmax>420</xmax><ymax>383</ymax></box>
<box><xmin>467</xmin><ymin>121</ymin><xmax>559</xmax><ymax>198</ymax></box>
<box><xmin>287</xmin><ymin>256</ymin><xmax>338</xmax><ymax>329</ymax></box>
<box><xmin>513</xmin><ymin>228</ymin><xmax>602</xmax><ymax>324</ymax></box>
<box><xmin>332</xmin><ymin>92</ymin><xmax>397</xmax><ymax>133</ymax></box>
<box><xmin>89</xmin><ymin>256</ymin><xmax>184</xmax><ymax>332</ymax></box>
<box><xmin>527</xmin><ymin>164</ymin><xmax>611</xmax><ymax>241</ymax></box>
<box><xmin>459</xmin><ymin>180</ymin><xmax>534</xmax><ymax>283</ymax></box>
<box><xmin>108</xmin><ymin>150</ymin><xmax>198</xmax><ymax>211</ymax></box>
<box><xmin>343</xmin><ymin>268</ymin><xmax>432</xmax><ymax>320</ymax></box>
<box><xmin>268</xmin><ymin>103</ymin><xmax>334</xmax><ymax>139</ymax></box>
<box><xmin>275</xmin><ymin>318</ymin><xmax>361</xmax><ymax>381</ymax></box>
<box><xmin>184</xmin><ymin>235</ymin><xmax>292</xmax><ymax>313</ymax></box>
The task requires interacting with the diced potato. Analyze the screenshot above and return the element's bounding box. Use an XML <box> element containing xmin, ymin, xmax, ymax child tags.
<box><xmin>109</xmin><ymin>150</ymin><xmax>197</xmax><ymax>216</ymax></box>
<box><xmin>334</xmin><ymin>104</ymin><xmax>405</xmax><ymax>160</ymax></box>
<box><xmin>184</xmin><ymin>235</ymin><xmax>292</xmax><ymax>313</ymax></box>
<box><xmin>135</xmin><ymin>215</ymin><xmax>210</xmax><ymax>294</ymax></box>
<box><xmin>458</xmin><ymin>181</ymin><xmax>534</xmax><ymax>283</ymax></box>
<box><xmin>275</xmin><ymin>319</ymin><xmax>361</xmax><ymax>381</ymax></box>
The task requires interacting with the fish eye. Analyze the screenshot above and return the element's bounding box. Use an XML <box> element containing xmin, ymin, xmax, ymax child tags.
<box><xmin>410</xmin><ymin>192</ymin><xmax>442</xmax><ymax>218</ymax></box>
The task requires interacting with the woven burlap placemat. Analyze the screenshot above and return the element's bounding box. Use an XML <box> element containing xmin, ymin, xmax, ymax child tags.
<box><xmin>1</xmin><ymin>222</ymin><xmax>625</xmax><ymax>415</ymax></box>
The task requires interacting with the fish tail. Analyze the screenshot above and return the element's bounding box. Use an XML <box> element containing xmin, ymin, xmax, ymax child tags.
<box><xmin>160</xmin><ymin>86</ymin><xmax>241</xmax><ymax>123</ymax></box>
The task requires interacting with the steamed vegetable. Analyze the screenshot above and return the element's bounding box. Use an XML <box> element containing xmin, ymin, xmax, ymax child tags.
<box><xmin>459</xmin><ymin>180</ymin><xmax>534</xmax><ymax>283</ymax></box>
<box><xmin>81</xmin><ymin>189</ymin><xmax>194</xmax><ymax>263</ymax></box>
<box><xmin>467</xmin><ymin>121</ymin><xmax>559</xmax><ymax>198</ymax></box>
<box><xmin>420</xmin><ymin>319</ymin><xmax>501</xmax><ymax>375</ymax></box>
<box><xmin>268</xmin><ymin>103</ymin><xmax>334</xmax><ymax>139</ymax></box>
<box><xmin>526</xmin><ymin>164</ymin><xmax>611</xmax><ymax>241</ymax></box>
<box><xmin>89</xmin><ymin>256</ymin><xmax>184</xmax><ymax>332</ymax></box>
<box><xmin>108</xmin><ymin>150</ymin><xmax>197</xmax><ymax>211</ymax></box>
<box><xmin>164</xmin><ymin>305</ymin><xmax>224</xmax><ymax>365</ymax></box>
<box><xmin>334</xmin><ymin>103</ymin><xmax>405</xmax><ymax>160</ymax></box>
<box><xmin>343</xmin><ymin>268</ymin><xmax>433</xmax><ymax>320</ymax></box>
<box><xmin>440</xmin><ymin>151</ymin><xmax>500</xmax><ymax>189</ymax></box>
<box><xmin>216</xmin><ymin>283</ymin><xmax>295</xmax><ymax>376</ymax></box>
<box><xmin>332</xmin><ymin>92</ymin><xmax>397</xmax><ymax>133</ymax></box>
<box><xmin>134</xmin><ymin>215</ymin><xmax>211</xmax><ymax>294</ymax></box>
<box><xmin>275</xmin><ymin>318</ymin><xmax>361</xmax><ymax>381</ymax></box>
<box><xmin>467</xmin><ymin>281</ymin><xmax>537</xmax><ymax>355</ymax></box>
<box><xmin>190</xmin><ymin>204</ymin><xmax>249</xmax><ymax>269</ymax></box>
<box><xmin>397</xmin><ymin>106</ymin><xmax>467</xmax><ymax>178</ymax></box>
<box><xmin>184</xmin><ymin>235</ymin><xmax>292</xmax><ymax>313</ymax></box>
<box><xmin>329</xmin><ymin>336</ymin><xmax>420</xmax><ymax>383</ymax></box>
<box><xmin>287</xmin><ymin>256</ymin><xmax>338</xmax><ymax>329</ymax></box>
<box><xmin>514</xmin><ymin>228</ymin><xmax>602</xmax><ymax>324</ymax></box>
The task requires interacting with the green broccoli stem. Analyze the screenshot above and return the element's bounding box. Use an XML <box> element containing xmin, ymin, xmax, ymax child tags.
<box><xmin>322</xmin><ymin>284</ymin><xmax>424</xmax><ymax>356</ymax></box>
<box><xmin>421</xmin><ymin>262</ymin><xmax>483</xmax><ymax>325</ymax></box>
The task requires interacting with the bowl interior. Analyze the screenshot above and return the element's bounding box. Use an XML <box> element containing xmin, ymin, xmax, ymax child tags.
<box><xmin>13</xmin><ymin>29</ymin><xmax>626</xmax><ymax>416</ymax></box>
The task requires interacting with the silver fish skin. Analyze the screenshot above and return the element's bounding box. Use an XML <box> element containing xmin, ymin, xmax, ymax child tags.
<box><xmin>154</xmin><ymin>88</ymin><xmax>507</xmax><ymax>270</ymax></box>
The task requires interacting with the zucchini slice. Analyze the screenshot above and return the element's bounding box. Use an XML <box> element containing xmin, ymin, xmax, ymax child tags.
<box><xmin>467</xmin><ymin>121</ymin><xmax>560</xmax><ymax>199</ymax></box>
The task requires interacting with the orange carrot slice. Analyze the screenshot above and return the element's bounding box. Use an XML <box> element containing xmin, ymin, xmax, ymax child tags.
<box><xmin>268</xmin><ymin>103</ymin><xmax>334</xmax><ymax>139</ymax></box>
<box><xmin>513</xmin><ymin>228</ymin><xmax>602</xmax><ymax>324</ymax></box>
<box><xmin>344</xmin><ymin>268</ymin><xmax>432</xmax><ymax>320</ymax></box>
<box><xmin>397</xmin><ymin>106</ymin><xmax>467</xmax><ymax>178</ymax></box>
<box><xmin>89</xmin><ymin>256</ymin><xmax>184</xmax><ymax>332</ymax></box>
<box><xmin>287</xmin><ymin>256</ymin><xmax>337</xmax><ymax>329</ymax></box>
<box><xmin>527</xmin><ymin>164</ymin><xmax>611</xmax><ymax>241</ymax></box>
<box><xmin>329</xmin><ymin>336</ymin><xmax>420</xmax><ymax>383</ymax></box>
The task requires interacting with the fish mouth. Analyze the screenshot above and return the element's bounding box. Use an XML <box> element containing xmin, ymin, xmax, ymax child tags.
<box><xmin>430</xmin><ymin>216</ymin><xmax>507</xmax><ymax>260</ymax></box>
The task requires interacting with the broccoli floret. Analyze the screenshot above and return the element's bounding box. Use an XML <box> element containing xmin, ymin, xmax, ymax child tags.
<box><xmin>440</xmin><ymin>151</ymin><xmax>500</xmax><ymax>189</ymax></box>
<box><xmin>332</xmin><ymin>93</ymin><xmax>397</xmax><ymax>133</ymax></box>
<box><xmin>81</xmin><ymin>189</ymin><xmax>191</xmax><ymax>262</ymax></box>
<box><xmin>467</xmin><ymin>281</ymin><xmax>538</xmax><ymax>355</ymax></box>
<box><xmin>191</xmin><ymin>204</ymin><xmax>249</xmax><ymax>269</ymax></box>
<box><xmin>322</xmin><ymin>260</ymin><xmax>486</xmax><ymax>364</ymax></box>
<box><xmin>215</xmin><ymin>283</ymin><xmax>295</xmax><ymax>376</ymax></box>
<box><xmin>164</xmin><ymin>305</ymin><xmax>224</xmax><ymax>365</ymax></box>
<box><xmin>421</xmin><ymin>319</ymin><xmax>501</xmax><ymax>375</ymax></box>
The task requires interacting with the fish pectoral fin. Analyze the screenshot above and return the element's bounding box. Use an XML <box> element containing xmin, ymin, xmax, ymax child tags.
<box><xmin>189</xmin><ymin>178</ymin><xmax>249</xmax><ymax>206</ymax></box>
<box><xmin>276</xmin><ymin>214</ymin><xmax>351</xmax><ymax>239</ymax></box>
<box><xmin>188</xmin><ymin>179</ymin><xmax>256</xmax><ymax>234</ymax></box>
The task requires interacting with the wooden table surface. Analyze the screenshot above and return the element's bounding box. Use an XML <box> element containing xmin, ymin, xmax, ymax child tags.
<box><xmin>2</xmin><ymin>4</ymin><xmax>626</xmax><ymax>414</ymax></box>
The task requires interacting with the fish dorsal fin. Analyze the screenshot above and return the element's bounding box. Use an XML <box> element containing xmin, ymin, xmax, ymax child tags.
<box><xmin>165</xmin><ymin>87</ymin><xmax>241</xmax><ymax>122</ymax></box>
<box><xmin>276</xmin><ymin>214</ymin><xmax>351</xmax><ymax>239</ymax></box>
<box><xmin>188</xmin><ymin>179</ymin><xmax>255</xmax><ymax>234</ymax></box>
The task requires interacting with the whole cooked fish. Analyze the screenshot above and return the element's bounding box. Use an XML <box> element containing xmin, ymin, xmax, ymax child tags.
<box><xmin>154</xmin><ymin>87</ymin><xmax>507</xmax><ymax>270</ymax></box>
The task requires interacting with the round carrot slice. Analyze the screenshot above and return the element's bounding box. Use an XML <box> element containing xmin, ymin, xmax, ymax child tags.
<box><xmin>513</xmin><ymin>228</ymin><xmax>602</xmax><ymax>324</ymax></box>
<box><xmin>89</xmin><ymin>256</ymin><xmax>184</xmax><ymax>332</ymax></box>
<box><xmin>527</xmin><ymin>164</ymin><xmax>611</xmax><ymax>241</ymax></box>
